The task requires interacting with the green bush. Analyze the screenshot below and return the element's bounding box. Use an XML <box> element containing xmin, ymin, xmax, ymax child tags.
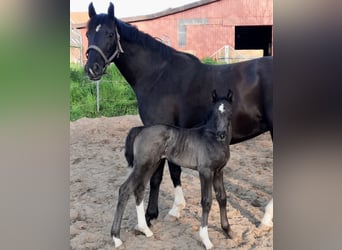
<box><xmin>201</xmin><ymin>57</ymin><xmax>219</xmax><ymax>65</ymax></box>
<box><xmin>70</xmin><ymin>64</ymin><xmax>138</xmax><ymax>121</ymax></box>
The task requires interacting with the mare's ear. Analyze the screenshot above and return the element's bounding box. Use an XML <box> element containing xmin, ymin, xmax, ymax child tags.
<box><xmin>88</xmin><ymin>2</ymin><xmax>96</xmax><ymax>18</ymax></box>
<box><xmin>227</xmin><ymin>89</ymin><xmax>233</xmax><ymax>103</ymax></box>
<box><xmin>108</xmin><ymin>2</ymin><xmax>115</xmax><ymax>19</ymax></box>
<box><xmin>212</xmin><ymin>89</ymin><xmax>217</xmax><ymax>102</ymax></box>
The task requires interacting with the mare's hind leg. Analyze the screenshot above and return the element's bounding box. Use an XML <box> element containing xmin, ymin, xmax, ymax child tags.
<box><xmin>145</xmin><ymin>159</ymin><xmax>165</xmax><ymax>226</ymax></box>
<box><xmin>199</xmin><ymin>172</ymin><xmax>214</xmax><ymax>249</ymax></box>
<box><xmin>168</xmin><ymin>162</ymin><xmax>186</xmax><ymax>218</ymax></box>
<box><xmin>213</xmin><ymin>170</ymin><xmax>231</xmax><ymax>238</ymax></box>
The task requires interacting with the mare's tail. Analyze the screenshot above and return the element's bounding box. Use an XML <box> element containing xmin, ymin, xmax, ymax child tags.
<box><xmin>125</xmin><ymin>126</ymin><xmax>144</xmax><ymax>167</ymax></box>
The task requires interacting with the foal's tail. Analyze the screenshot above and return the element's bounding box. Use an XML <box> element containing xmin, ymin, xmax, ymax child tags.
<box><xmin>125</xmin><ymin>126</ymin><xmax>144</xmax><ymax>168</ymax></box>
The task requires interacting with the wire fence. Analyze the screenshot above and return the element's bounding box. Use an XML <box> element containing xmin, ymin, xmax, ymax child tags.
<box><xmin>70</xmin><ymin>69</ymin><xmax>138</xmax><ymax>121</ymax></box>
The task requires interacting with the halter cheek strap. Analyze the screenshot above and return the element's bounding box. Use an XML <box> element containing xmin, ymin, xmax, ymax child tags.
<box><xmin>86</xmin><ymin>26</ymin><xmax>124</xmax><ymax>69</ymax></box>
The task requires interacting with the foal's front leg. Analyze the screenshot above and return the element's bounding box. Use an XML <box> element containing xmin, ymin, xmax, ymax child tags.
<box><xmin>199</xmin><ymin>172</ymin><xmax>214</xmax><ymax>249</ymax></box>
<box><xmin>213</xmin><ymin>170</ymin><xmax>235</xmax><ymax>239</ymax></box>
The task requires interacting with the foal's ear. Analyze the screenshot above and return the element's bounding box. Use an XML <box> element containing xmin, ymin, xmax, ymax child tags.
<box><xmin>227</xmin><ymin>89</ymin><xmax>233</xmax><ymax>103</ymax></box>
<box><xmin>212</xmin><ymin>89</ymin><xmax>217</xmax><ymax>102</ymax></box>
<box><xmin>108</xmin><ymin>2</ymin><xmax>115</xmax><ymax>19</ymax></box>
<box><xmin>88</xmin><ymin>2</ymin><xmax>97</xmax><ymax>18</ymax></box>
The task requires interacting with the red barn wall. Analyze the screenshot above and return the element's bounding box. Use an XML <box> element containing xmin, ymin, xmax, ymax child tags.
<box><xmin>129</xmin><ymin>0</ymin><xmax>273</xmax><ymax>59</ymax></box>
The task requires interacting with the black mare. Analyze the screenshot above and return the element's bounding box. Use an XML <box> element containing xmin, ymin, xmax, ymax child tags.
<box><xmin>112</xmin><ymin>90</ymin><xmax>234</xmax><ymax>249</ymax></box>
<box><xmin>85</xmin><ymin>2</ymin><xmax>273</xmax><ymax>230</ymax></box>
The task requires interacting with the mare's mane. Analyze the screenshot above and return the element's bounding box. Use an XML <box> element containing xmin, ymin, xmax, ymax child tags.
<box><xmin>115</xmin><ymin>18</ymin><xmax>200</xmax><ymax>61</ymax></box>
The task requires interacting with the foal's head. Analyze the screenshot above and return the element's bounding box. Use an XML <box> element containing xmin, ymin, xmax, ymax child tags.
<box><xmin>84</xmin><ymin>2</ymin><xmax>123</xmax><ymax>81</ymax></box>
<box><xmin>209</xmin><ymin>89</ymin><xmax>233</xmax><ymax>141</ymax></box>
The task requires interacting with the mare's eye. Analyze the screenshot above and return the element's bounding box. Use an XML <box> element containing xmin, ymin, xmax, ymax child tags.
<box><xmin>108</xmin><ymin>32</ymin><xmax>114</xmax><ymax>38</ymax></box>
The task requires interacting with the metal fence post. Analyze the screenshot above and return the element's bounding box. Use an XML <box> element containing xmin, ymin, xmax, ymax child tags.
<box><xmin>96</xmin><ymin>80</ymin><xmax>100</xmax><ymax>113</ymax></box>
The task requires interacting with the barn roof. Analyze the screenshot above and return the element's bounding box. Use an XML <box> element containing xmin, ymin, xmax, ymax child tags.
<box><xmin>70</xmin><ymin>0</ymin><xmax>219</xmax><ymax>29</ymax></box>
<box><xmin>123</xmin><ymin>0</ymin><xmax>219</xmax><ymax>22</ymax></box>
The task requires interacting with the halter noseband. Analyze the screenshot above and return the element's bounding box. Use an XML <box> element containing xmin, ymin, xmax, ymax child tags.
<box><xmin>86</xmin><ymin>26</ymin><xmax>124</xmax><ymax>72</ymax></box>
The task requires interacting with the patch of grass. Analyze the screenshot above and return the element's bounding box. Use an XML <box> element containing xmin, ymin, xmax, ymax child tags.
<box><xmin>70</xmin><ymin>64</ymin><xmax>138</xmax><ymax>121</ymax></box>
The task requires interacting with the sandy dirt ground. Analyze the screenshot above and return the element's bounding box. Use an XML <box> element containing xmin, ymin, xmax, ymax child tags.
<box><xmin>70</xmin><ymin>115</ymin><xmax>273</xmax><ymax>249</ymax></box>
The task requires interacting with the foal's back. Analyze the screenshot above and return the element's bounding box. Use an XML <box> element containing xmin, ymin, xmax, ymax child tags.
<box><xmin>131</xmin><ymin>124</ymin><xmax>230</xmax><ymax>171</ymax></box>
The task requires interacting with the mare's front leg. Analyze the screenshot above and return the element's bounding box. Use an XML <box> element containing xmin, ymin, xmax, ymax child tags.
<box><xmin>145</xmin><ymin>159</ymin><xmax>165</xmax><ymax>226</ymax></box>
<box><xmin>168</xmin><ymin>162</ymin><xmax>186</xmax><ymax>218</ymax></box>
<box><xmin>134</xmin><ymin>180</ymin><xmax>154</xmax><ymax>237</ymax></box>
<box><xmin>199</xmin><ymin>172</ymin><xmax>214</xmax><ymax>249</ymax></box>
<box><xmin>213</xmin><ymin>170</ymin><xmax>236</xmax><ymax>239</ymax></box>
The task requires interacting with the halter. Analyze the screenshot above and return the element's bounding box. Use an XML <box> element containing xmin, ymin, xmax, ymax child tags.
<box><xmin>86</xmin><ymin>26</ymin><xmax>124</xmax><ymax>72</ymax></box>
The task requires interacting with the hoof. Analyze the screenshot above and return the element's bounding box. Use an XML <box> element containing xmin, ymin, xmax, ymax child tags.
<box><xmin>260</xmin><ymin>220</ymin><xmax>273</xmax><ymax>228</ymax></box>
<box><xmin>225</xmin><ymin>229</ymin><xmax>238</xmax><ymax>240</ymax></box>
<box><xmin>112</xmin><ymin>236</ymin><xmax>123</xmax><ymax>248</ymax></box>
<box><xmin>254</xmin><ymin>224</ymin><xmax>273</xmax><ymax>238</ymax></box>
<box><xmin>168</xmin><ymin>202</ymin><xmax>185</xmax><ymax>218</ymax></box>
<box><xmin>164</xmin><ymin>213</ymin><xmax>178</xmax><ymax>222</ymax></box>
<box><xmin>204</xmin><ymin>242</ymin><xmax>213</xmax><ymax>249</ymax></box>
<box><xmin>199</xmin><ymin>226</ymin><xmax>214</xmax><ymax>250</ymax></box>
<box><xmin>134</xmin><ymin>224</ymin><xmax>153</xmax><ymax>237</ymax></box>
<box><xmin>145</xmin><ymin>211</ymin><xmax>158</xmax><ymax>227</ymax></box>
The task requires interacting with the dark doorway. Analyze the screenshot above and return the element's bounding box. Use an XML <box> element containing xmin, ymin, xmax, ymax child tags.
<box><xmin>235</xmin><ymin>25</ymin><xmax>272</xmax><ymax>56</ymax></box>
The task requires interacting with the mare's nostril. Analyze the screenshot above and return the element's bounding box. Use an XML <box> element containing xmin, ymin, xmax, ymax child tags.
<box><xmin>93</xmin><ymin>63</ymin><xmax>101</xmax><ymax>74</ymax></box>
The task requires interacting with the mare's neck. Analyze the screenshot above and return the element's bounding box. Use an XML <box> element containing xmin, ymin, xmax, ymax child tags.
<box><xmin>113</xmin><ymin>23</ymin><xmax>172</xmax><ymax>88</ymax></box>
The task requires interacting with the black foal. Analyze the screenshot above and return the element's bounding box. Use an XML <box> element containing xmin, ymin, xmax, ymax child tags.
<box><xmin>111</xmin><ymin>90</ymin><xmax>234</xmax><ymax>249</ymax></box>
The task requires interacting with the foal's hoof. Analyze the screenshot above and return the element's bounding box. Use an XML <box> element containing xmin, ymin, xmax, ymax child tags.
<box><xmin>112</xmin><ymin>236</ymin><xmax>123</xmax><ymax>248</ymax></box>
<box><xmin>224</xmin><ymin>229</ymin><xmax>242</xmax><ymax>245</ymax></box>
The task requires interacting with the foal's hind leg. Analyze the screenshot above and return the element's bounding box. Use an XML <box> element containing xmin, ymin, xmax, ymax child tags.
<box><xmin>199</xmin><ymin>172</ymin><xmax>214</xmax><ymax>249</ymax></box>
<box><xmin>168</xmin><ymin>162</ymin><xmax>186</xmax><ymax>218</ymax></box>
<box><xmin>111</xmin><ymin>175</ymin><xmax>135</xmax><ymax>247</ymax></box>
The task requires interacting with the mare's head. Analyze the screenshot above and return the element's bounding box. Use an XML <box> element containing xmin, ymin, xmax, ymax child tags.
<box><xmin>210</xmin><ymin>89</ymin><xmax>233</xmax><ymax>142</ymax></box>
<box><xmin>84</xmin><ymin>2</ymin><xmax>123</xmax><ymax>80</ymax></box>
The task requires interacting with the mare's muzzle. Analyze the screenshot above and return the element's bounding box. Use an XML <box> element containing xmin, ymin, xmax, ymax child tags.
<box><xmin>85</xmin><ymin>26</ymin><xmax>124</xmax><ymax>80</ymax></box>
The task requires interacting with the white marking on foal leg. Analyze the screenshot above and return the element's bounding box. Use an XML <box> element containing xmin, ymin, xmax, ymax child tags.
<box><xmin>135</xmin><ymin>201</ymin><xmax>153</xmax><ymax>237</ymax></box>
<box><xmin>112</xmin><ymin>236</ymin><xmax>123</xmax><ymax>248</ymax></box>
<box><xmin>260</xmin><ymin>198</ymin><xmax>273</xmax><ymax>227</ymax></box>
<box><xmin>168</xmin><ymin>186</ymin><xmax>186</xmax><ymax>218</ymax></box>
<box><xmin>199</xmin><ymin>226</ymin><xmax>213</xmax><ymax>249</ymax></box>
